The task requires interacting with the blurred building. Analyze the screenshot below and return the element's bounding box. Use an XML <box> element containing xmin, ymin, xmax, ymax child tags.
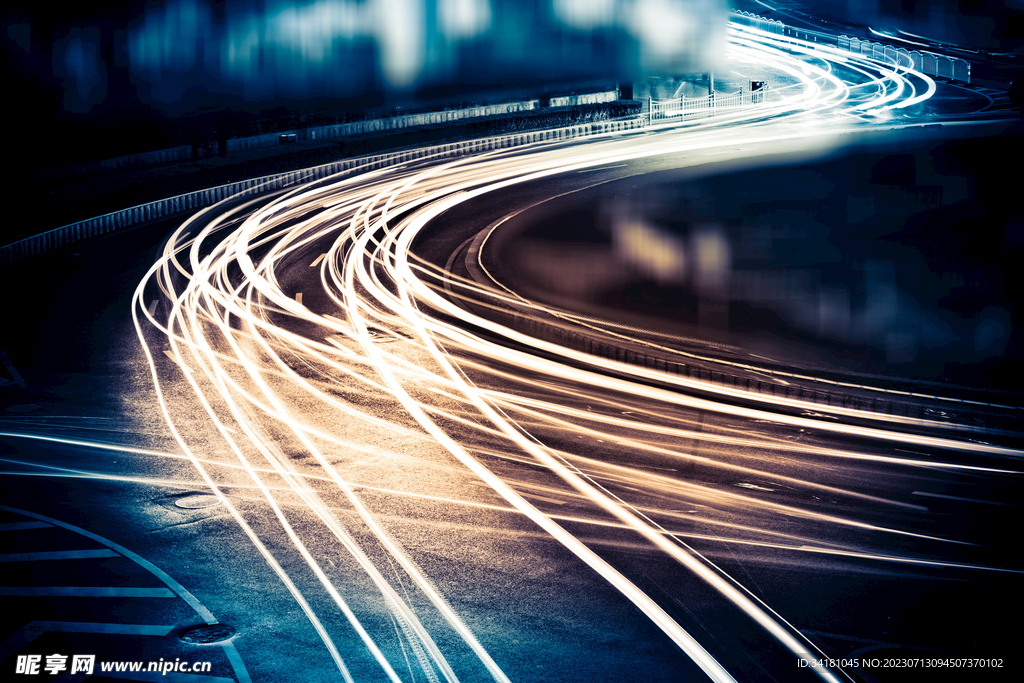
<box><xmin>4</xmin><ymin>0</ymin><xmax>728</xmax><ymax>119</ymax></box>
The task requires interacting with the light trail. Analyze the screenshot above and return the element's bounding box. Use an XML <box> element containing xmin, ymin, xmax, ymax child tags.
<box><xmin>123</xmin><ymin>24</ymin><xmax>1022</xmax><ymax>683</ymax></box>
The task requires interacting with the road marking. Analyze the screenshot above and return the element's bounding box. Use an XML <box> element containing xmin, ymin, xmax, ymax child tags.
<box><xmin>0</xmin><ymin>621</ymin><xmax>176</xmax><ymax>664</ymax></box>
<box><xmin>0</xmin><ymin>506</ymin><xmax>249</xmax><ymax>682</ymax></box>
<box><xmin>221</xmin><ymin>640</ymin><xmax>254</xmax><ymax>683</ymax></box>
<box><xmin>0</xmin><ymin>506</ymin><xmax>218</xmax><ymax>622</ymax></box>
<box><xmin>309</xmin><ymin>253</ymin><xmax>328</xmax><ymax>267</ymax></box>
<box><xmin>0</xmin><ymin>521</ymin><xmax>51</xmax><ymax>531</ymax></box>
<box><xmin>324</xmin><ymin>314</ymin><xmax>356</xmax><ymax>336</ymax></box>
<box><xmin>295</xmin><ymin>292</ymin><xmax>303</xmax><ymax>305</ymax></box>
<box><xmin>0</xmin><ymin>549</ymin><xmax>119</xmax><ymax>562</ymax></box>
<box><xmin>324</xmin><ymin>336</ymin><xmax>356</xmax><ymax>355</ymax></box>
<box><xmin>0</xmin><ymin>586</ymin><xmax>175</xmax><ymax>597</ymax></box>
<box><xmin>147</xmin><ymin>300</ymin><xmax>159</xmax><ymax>316</ymax></box>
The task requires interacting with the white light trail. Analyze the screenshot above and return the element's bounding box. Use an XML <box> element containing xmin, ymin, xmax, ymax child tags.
<box><xmin>124</xmin><ymin>26</ymin><xmax>1020</xmax><ymax>683</ymax></box>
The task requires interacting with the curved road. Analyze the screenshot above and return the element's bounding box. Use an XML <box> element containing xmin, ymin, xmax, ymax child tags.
<box><xmin>4</xmin><ymin>22</ymin><xmax>1021</xmax><ymax>683</ymax></box>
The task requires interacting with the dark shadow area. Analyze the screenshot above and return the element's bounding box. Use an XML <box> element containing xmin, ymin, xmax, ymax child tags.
<box><xmin>503</xmin><ymin>123</ymin><xmax>1022</xmax><ymax>392</ymax></box>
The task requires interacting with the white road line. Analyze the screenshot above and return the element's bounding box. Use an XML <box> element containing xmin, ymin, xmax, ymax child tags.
<box><xmin>0</xmin><ymin>621</ymin><xmax>175</xmax><ymax>663</ymax></box>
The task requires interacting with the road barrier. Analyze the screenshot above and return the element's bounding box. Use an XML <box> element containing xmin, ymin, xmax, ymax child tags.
<box><xmin>732</xmin><ymin>9</ymin><xmax>971</xmax><ymax>84</ymax></box>
<box><xmin>30</xmin><ymin>92</ymin><xmax>622</xmax><ymax>183</ymax></box>
<box><xmin>839</xmin><ymin>36</ymin><xmax>970</xmax><ymax>83</ymax></box>
<box><xmin>648</xmin><ymin>88</ymin><xmax>765</xmax><ymax>124</ymax></box>
<box><xmin>731</xmin><ymin>10</ymin><xmax>784</xmax><ymax>35</ymax></box>
<box><xmin>1</xmin><ymin>117</ymin><xmax>645</xmax><ymax>267</ymax></box>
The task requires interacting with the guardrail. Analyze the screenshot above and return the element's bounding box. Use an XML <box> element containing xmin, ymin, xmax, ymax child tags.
<box><xmin>839</xmin><ymin>35</ymin><xmax>970</xmax><ymax>83</ymax></box>
<box><xmin>731</xmin><ymin>9</ymin><xmax>971</xmax><ymax>84</ymax></box>
<box><xmin>648</xmin><ymin>87</ymin><xmax>766</xmax><ymax>124</ymax></box>
<box><xmin>30</xmin><ymin>92</ymin><xmax>622</xmax><ymax>184</ymax></box>
<box><xmin>732</xmin><ymin>10</ymin><xmax>784</xmax><ymax>34</ymax></box>
<box><xmin>1</xmin><ymin>117</ymin><xmax>645</xmax><ymax>267</ymax></box>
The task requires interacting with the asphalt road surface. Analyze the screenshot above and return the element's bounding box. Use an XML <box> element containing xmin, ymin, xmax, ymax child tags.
<box><xmin>3</xmin><ymin>23</ymin><xmax>1022</xmax><ymax>683</ymax></box>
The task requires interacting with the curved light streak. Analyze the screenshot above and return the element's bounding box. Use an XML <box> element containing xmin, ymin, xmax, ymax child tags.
<box><xmin>123</xmin><ymin>25</ymin><xmax>1021</xmax><ymax>683</ymax></box>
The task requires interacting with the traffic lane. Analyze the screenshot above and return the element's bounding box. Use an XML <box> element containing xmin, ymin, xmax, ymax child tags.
<box><xmin>132</xmin><ymin>253</ymin><xmax>725</xmax><ymax>680</ymax></box>
<box><xmin>0</xmin><ymin>211</ymin><xmax>213</xmax><ymax>458</ymax></box>
<box><xmin>332</xmin><ymin>306</ymin><xmax>1021</xmax><ymax>681</ymax></box>
<box><xmin>0</xmin><ymin>204</ymin><xmax>337</xmax><ymax>681</ymax></box>
<box><xmin>0</xmin><ymin>432</ymin><xmax>367</xmax><ymax>683</ymax></box>
<box><xmin>444</xmin><ymin>350</ymin><xmax>1021</xmax><ymax>552</ymax></box>
<box><xmin>427</xmin><ymin>365</ymin><xmax>1022</xmax><ymax>678</ymax></box>
<box><xmin>0</xmin><ymin>460</ymin><xmax>250</xmax><ymax>681</ymax></box>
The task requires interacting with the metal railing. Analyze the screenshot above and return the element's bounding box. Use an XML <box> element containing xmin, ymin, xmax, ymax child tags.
<box><xmin>839</xmin><ymin>36</ymin><xmax>970</xmax><ymax>83</ymax></box>
<box><xmin>1</xmin><ymin>118</ymin><xmax>646</xmax><ymax>266</ymax></box>
<box><xmin>732</xmin><ymin>10</ymin><xmax>971</xmax><ymax>84</ymax></box>
<box><xmin>648</xmin><ymin>87</ymin><xmax>766</xmax><ymax>124</ymax></box>
<box><xmin>731</xmin><ymin>10</ymin><xmax>784</xmax><ymax>34</ymax></box>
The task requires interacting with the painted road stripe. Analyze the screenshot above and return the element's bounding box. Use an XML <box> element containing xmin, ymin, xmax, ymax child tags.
<box><xmin>0</xmin><ymin>586</ymin><xmax>175</xmax><ymax>597</ymax></box>
<box><xmin>221</xmin><ymin>640</ymin><xmax>253</xmax><ymax>683</ymax></box>
<box><xmin>470</xmin><ymin>482</ymin><xmax>567</xmax><ymax>504</ymax></box>
<box><xmin>0</xmin><ymin>506</ymin><xmax>217</xmax><ymax>624</ymax></box>
<box><xmin>0</xmin><ymin>347</ymin><xmax>27</xmax><ymax>389</ymax></box>
<box><xmin>0</xmin><ymin>621</ymin><xmax>175</xmax><ymax>664</ymax></box>
<box><xmin>295</xmin><ymin>292</ymin><xmax>303</xmax><ymax>305</ymax></box>
<box><xmin>0</xmin><ymin>549</ymin><xmax>119</xmax><ymax>562</ymax></box>
<box><xmin>309</xmin><ymin>253</ymin><xmax>328</xmax><ymax>267</ymax></box>
<box><xmin>0</xmin><ymin>521</ymin><xmax>51</xmax><ymax>531</ymax></box>
<box><xmin>0</xmin><ymin>507</ymin><xmax>249</xmax><ymax>683</ymax></box>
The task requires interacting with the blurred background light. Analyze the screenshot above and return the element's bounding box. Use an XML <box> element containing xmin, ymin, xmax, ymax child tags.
<box><xmin>6</xmin><ymin>0</ymin><xmax>729</xmax><ymax>118</ymax></box>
